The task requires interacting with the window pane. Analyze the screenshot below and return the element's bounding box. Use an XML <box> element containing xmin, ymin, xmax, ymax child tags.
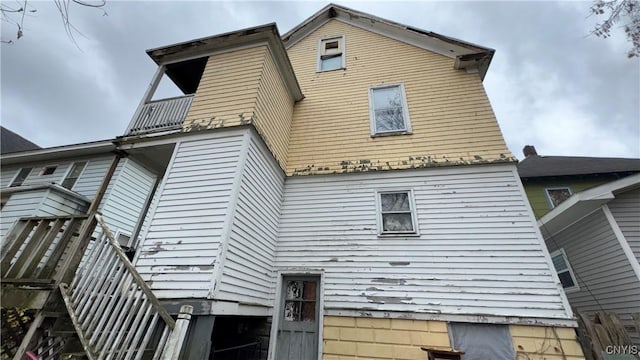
<box><xmin>558</xmin><ymin>271</ymin><xmax>575</xmax><ymax>288</ymax></box>
<box><xmin>284</xmin><ymin>301</ymin><xmax>300</xmax><ymax>321</ymax></box>
<box><xmin>548</xmin><ymin>188</ymin><xmax>571</xmax><ymax>207</ymax></box>
<box><xmin>382</xmin><ymin>213</ymin><xmax>414</xmax><ymax>232</ymax></box>
<box><xmin>375</xmin><ymin>108</ymin><xmax>405</xmax><ymax>132</ymax></box>
<box><xmin>10</xmin><ymin>168</ymin><xmax>32</xmax><ymax>187</ymax></box>
<box><xmin>302</xmin><ymin>302</ymin><xmax>316</xmax><ymax>321</ymax></box>
<box><xmin>372</xmin><ymin>86</ymin><xmax>402</xmax><ymax>109</ymax></box>
<box><xmin>381</xmin><ymin>193</ymin><xmax>410</xmax><ymax>212</ymax></box>
<box><xmin>551</xmin><ymin>254</ymin><xmax>568</xmax><ymax>271</ymax></box>
<box><xmin>286</xmin><ymin>281</ymin><xmax>302</xmax><ymax>299</ymax></box>
<box><xmin>320</xmin><ymin>56</ymin><xmax>342</xmax><ymax>71</ymax></box>
<box><xmin>62</xmin><ymin>161</ymin><xmax>87</xmax><ymax>189</ymax></box>
<box><xmin>302</xmin><ymin>281</ymin><xmax>316</xmax><ymax>300</ymax></box>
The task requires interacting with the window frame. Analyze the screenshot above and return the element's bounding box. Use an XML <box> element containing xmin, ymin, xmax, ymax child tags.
<box><xmin>375</xmin><ymin>189</ymin><xmax>419</xmax><ymax>236</ymax></box>
<box><xmin>368</xmin><ymin>83</ymin><xmax>412</xmax><ymax>136</ymax></box>
<box><xmin>40</xmin><ymin>165</ymin><xmax>58</xmax><ymax>176</ymax></box>
<box><xmin>317</xmin><ymin>35</ymin><xmax>345</xmax><ymax>72</ymax></box>
<box><xmin>550</xmin><ymin>248</ymin><xmax>579</xmax><ymax>293</ymax></box>
<box><xmin>545</xmin><ymin>186</ymin><xmax>572</xmax><ymax>209</ymax></box>
<box><xmin>61</xmin><ymin>161</ymin><xmax>88</xmax><ymax>190</ymax></box>
<box><xmin>9</xmin><ymin>167</ymin><xmax>32</xmax><ymax>187</ymax></box>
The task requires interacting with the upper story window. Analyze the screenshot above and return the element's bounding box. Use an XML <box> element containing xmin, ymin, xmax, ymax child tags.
<box><xmin>10</xmin><ymin>168</ymin><xmax>32</xmax><ymax>187</ymax></box>
<box><xmin>377</xmin><ymin>190</ymin><xmax>418</xmax><ymax>235</ymax></box>
<box><xmin>550</xmin><ymin>248</ymin><xmax>579</xmax><ymax>291</ymax></box>
<box><xmin>545</xmin><ymin>187</ymin><xmax>572</xmax><ymax>209</ymax></box>
<box><xmin>318</xmin><ymin>35</ymin><xmax>345</xmax><ymax>72</ymax></box>
<box><xmin>41</xmin><ymin>166</ymin><xmax>57</xmax><ymax>176</ymax></box>
<box><xmin>369</xmin><ymin>83</ymin><xmax>412</xmax><ymax>136</ymax></box>
<box><xmin>62</xmin><ymin>161</ymin><xmax>87</xmax><ymax>190</ymax></box>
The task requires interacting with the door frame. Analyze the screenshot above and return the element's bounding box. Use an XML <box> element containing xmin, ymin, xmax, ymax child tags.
<box><xmin>268</xmin><ymin>270</ymin><xmax>325</xmax><ymax>360</ymax></box>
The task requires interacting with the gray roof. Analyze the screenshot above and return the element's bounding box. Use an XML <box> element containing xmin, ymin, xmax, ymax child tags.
<box><xmin>517</xmin><ymin>154</ymin><xmax>640</xmax><ymax>178</ymax></box>
<box><xmin>1</xmin><ymin>126</ymin><xmax>40</xmax><ymax>154</ymax></box>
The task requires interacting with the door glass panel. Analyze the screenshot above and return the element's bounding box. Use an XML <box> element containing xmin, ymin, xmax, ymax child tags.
<box><xmin>286</xmin><ymin>280</ymin><xmax>302</xmax><ymax>299</ymax></box>
<box><xmin>302</xmin><ymin>302</ymin><xmax>316</xmax><ymax>321</ymax></box>
<box><xmin>284</xmin><ymin>301</ymin><xmax>300</xmax><ymax>321</ymax></box>
<box><xmin>303</xmin><ymin>281</ymin><xmax>316</xmax><ymax>300</ymax></box>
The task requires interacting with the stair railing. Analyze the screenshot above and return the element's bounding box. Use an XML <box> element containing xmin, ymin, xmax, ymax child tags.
<box><xmin>59</xmin><ymin>214</ymin><xmax>191</xmax><ymax>360</ymax></box>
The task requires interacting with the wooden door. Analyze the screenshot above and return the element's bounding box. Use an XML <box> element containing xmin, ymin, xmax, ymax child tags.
<box><xmin>276</xmin><ymin>276</ymin><xmax>319</xmax><ymax>359</ymax></box>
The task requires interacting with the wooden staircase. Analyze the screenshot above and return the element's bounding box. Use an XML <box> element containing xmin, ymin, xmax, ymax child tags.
<box><xmin>1</xmin><ymin>214</ymin><xmax>191</xmax><ymax>360</ymax></box>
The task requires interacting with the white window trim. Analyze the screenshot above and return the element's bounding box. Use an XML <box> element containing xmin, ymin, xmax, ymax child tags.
<box><xmin>61</xmin><ymin>160</ymin><xmax>89</xmax><ymax>190</ymax></box>
<box><xmin>368</xmin><ymin>83</ymin><xmax>412</xmax><ymax>136</ymax></box>
<box><xmin>545</xmin><ymin>186</ymin><xmax>572</xmax><ymax>209</ymax></box>
<box><xmin>550</xmin><ymin>248</ymin><xmax>580</xmax><ymax>293</ymax></box>
<box><xmin>9</xmin><ymin>167</ymin><xmax>32</xmax><ymax>187</ymax></box>
<box><xmin>316</xmin><ymin>35</ymin><xmax>345</xmax><ymax>72</ymax></box>
<box><xmin>375</xmin><ymin>189</ymin><xmax>419</xmax><ymax>236</ymax></box>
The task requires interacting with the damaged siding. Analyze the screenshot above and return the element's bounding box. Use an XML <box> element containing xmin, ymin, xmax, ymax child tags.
<box><xmin>545</xmin><ymin>209</ymin><xmax>640</xmax><ymax>344</ymax></box>
<box><xmin>276</xmin><ymin>164</ymin><xmax>569</xmax><ymax>319</ymax></box>
<box><xmin>608</xmin><ymin>188</ymin><xmax>640</xmax><ymax>262</ymax></box>
<box><xmin>217</xmin><ymin>131</ymin><xmax>285</xmax><ymax>305</ymax></box>
<box><xmin>182</xmin><ymin>46</ymin><xmax>266</xmax><ymax>132</ymax></box>
<box><xmin>135</xmin><ymin>130</ymin><xmax>245</xmax><ymax>298</ymax></box>
<box><xmin>285</xmin><ymin>19</ymin><xmax>515</xmax><ymax>176</ymax></box>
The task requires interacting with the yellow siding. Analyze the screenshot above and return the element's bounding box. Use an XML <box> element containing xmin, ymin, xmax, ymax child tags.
<box><xmin>183</xmin><ymin>46</ymin><xmax>266</xmax><ymax>131</ymax></box>
<box><xmin>286</xmin><ymin>20</ymin><xmax>515</xmax><ymax>176</ymax></box>
<box><xmin>182</xmin><ymin>45</ymin><xmax>294</xmax><ymax>170</ymax></box>
<box><xmin>523</xmin><ymin>179</ymin><xmax>610</xmax><ymax>219</ymax></box>
<box><xmin>321</xmin><ymin>317</ymin><xmax>585</xmax><ymax>360</ymax></box>
<box><xmin>254</xmin><ymin>48</ymin><xmax>295</xmax><ymax>169</ymax></box>
<box><xmin>323</xmin><ymin>316</ymin><xmax>450</xmax><ymax>360</ymax></box>
<box><xmin>510</xmin><ymin>325</ymin><xmax>585</xmax><ymax>359</ymax></box>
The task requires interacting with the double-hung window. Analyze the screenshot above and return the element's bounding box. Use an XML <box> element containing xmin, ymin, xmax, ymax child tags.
<box><xmin>369</xmin><ymin>83</ymin><xmax>411</xmax><ymax>135</ymax></box>
<box><xmin>62</xmin><ymin>161</ymin><xmax>87</xmax><ymax>190</ymax></box>
<box><xmin>550</xmin><ymin>249</ymin><xmax>579</xmax><ymax>291</ymax></box>
<box><xmin>377</xmin><ymin>190</ymin><xmax>418</xmax><ymax>235</ymax></box>
<box><xmin>318</xmin><ymin>35</ymin><xmax>344</xmax><ymax>71</ymax></box>
<box><xmin>545</xmin><ymin>187</ymin><xmax>572</xmax><ymax>209</ymax></box>
<box><xmin>9</xmin><ymin>168</ymin><xmax>32</xmax><ymax>187</ymax></box>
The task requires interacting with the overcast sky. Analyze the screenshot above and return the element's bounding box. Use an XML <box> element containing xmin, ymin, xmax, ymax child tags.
<box><xmin>1</xmin><ymin>1</ymin><xmax>638</xmax><ymax>160</ymax></box>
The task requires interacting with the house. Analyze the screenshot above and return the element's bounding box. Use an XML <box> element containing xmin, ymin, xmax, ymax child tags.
<box><xmin>517</xmin><ymin>146</ymin><xmax>640</xmax><ymax>346</ymax></box>
<box><xmin>1</xmin><ymin>4</ymin><xmax>586</xmax><ymax>359</ymax></box>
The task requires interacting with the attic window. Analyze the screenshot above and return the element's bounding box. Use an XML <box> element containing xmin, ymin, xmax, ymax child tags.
<box><xmin>545</xmin><ymin>187</ymin><xmax>572</xmax><ymax>208</ymax></box>
<box><xmin>41</xmin><ymin>166</ymin><xmax>57</xmax><ymax>176</ymax></box>
<box><xmin>318</xmin><ymin>35</ymin><xmax>345</xmax><ymax>72</ymax></box>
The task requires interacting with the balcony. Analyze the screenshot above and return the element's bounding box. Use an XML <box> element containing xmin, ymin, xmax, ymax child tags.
<box><xmin>125</xmin><ymin>94</ymin><xmax>194</xmax><ymax>136</ymax></box>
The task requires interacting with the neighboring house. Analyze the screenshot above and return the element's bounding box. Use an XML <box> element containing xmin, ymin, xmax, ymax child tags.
<box><xmin>517</xmin><ymin>146</ymin><xmax>640</xmax><ymax>345</ymax></box>
<box><xmin>0</xmin><ymin>126</ymin><xmax>40</xmax><ymax>154</ymax></box>
<box><xmin>2</xmin><ymin>5</ymin><xmax>587</xmax><ymax>360</ymax></box>
<box><xmin>518</xmin><ymin>145</ymin><xmax>640</xmax><ymax>219</ymax></box>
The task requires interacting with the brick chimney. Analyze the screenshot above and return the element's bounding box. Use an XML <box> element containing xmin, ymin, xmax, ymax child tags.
<box><xmin>523</xmin><ymin>145</ymin><xmax>538</xmax><ymax>157</ymax></box>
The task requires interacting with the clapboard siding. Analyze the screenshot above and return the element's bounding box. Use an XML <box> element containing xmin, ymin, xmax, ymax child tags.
<box><xmin>608</xmin><ymin>188</ymin><xmax>640</xmax><ymax>262</ymax></box>
<box><xmin>37</xmin><ymin>189</ymin><xmax>88</xmax><ymax>216</ymax></box>
<box><xmin>545</xmin><ymin>209</ymin><xmax>640</xmax><ymax>343</ymax></box>
<box><xmin>286</xmin><ymin>19</ymin><xmax>515</xmax><ymax>176</ymax></box>
<box><xmin>72</xmin><ymin>156</ymin><xmax>113</xmax><ymax>198</ymax></box>
<box><xmin>217</xmin><ymin>132</ymin><xmax>285</xmax><ymax>305</ymax></box>
<box><xmin>522</xmin><ymin>179</ymin><xmax>609</xmax><ymax>219</ymax></box>
<box><xmin>254</xmin><ymin>47</ymin><xmax>295</xmax><ymax>170</ymax></box>
<box><xmin>135</xmin><ymin>131</ymin><xmax>245</xmax><ymax>299</ymax></box>
<box><xmin>99</xmin><ymin>158</ymin><xmax>156</xmax><ymax>238</ymax></box>
<box><xmin>0</xmin><ymin>190</ymin><xmax>47</xmax><ymax>241</ymax></box>
<box><xmin>276</xmin><ymin>164</ymin><xmax>569</xmax><ymax>319</ymax></box>
<box><xmin>1</xmin><ymin>167</ymin><xmax>21</xmax><ymax>188</ymax></box>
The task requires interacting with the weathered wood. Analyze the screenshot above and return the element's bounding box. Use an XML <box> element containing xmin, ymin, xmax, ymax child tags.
<box><xmin>59</xmin><ymin>283</ymin><xmax>96</xmax><ymax>360</ymax></box>
<box><xmin>578</xmin><ymin>312</ymin><xmax>604</xmax><ymax>360</ymax></box>
<box><xmin>20</xmin><ymin>219</ymin><xmax>66</xmax><ymax>278</ymax></box>
<box><xmin>11</xmin><ymin>313</ymin><xmax>45</xmax><ymax>360</ymax></box>
<box><xmin>4</xmin><ymin>220</ymin><xmax>50</xmax><ymax>278</ymax></box>
<box><xmin>161</xmin><ymin>305</ymin><xmax>193</xmax><ymax>360</ymax></box>
<box><xmin>37</xmin><ymin>218</ymin><xmax>81</xmax><ymax>279</ymax></box>
<box><xmin>1</xmin><ymin>220</ymin><xmax>33</xmax><ymax>273</ymax></box>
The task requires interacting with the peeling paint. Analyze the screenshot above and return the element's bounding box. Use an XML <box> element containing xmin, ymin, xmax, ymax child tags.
<box><xmin>365</xmin><ymin>287</ymin><xmax>383</xmax><ymax>291</ymax></box>
<box><xmin>389</xmin><ymin>261</ymin><xmax>410</xmax><ymax>266</ymax></box>
<box><xmin>371</xmin><ymin>278</ymin><xmax>406</xmax><ymax>285</ymax></box>
<box><xmin>366</xmin><ymin>295</ymin><xmax>413</xmax><ymax>304</ymax></box>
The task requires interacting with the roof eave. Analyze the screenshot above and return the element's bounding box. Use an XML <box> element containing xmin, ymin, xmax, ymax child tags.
<box><xmin>1</xmin><ymin>140</ymin><xmax>117</xmax><ymax>166</ymax></box>
<box><xmin>282</xmin><ymin>3</ymin><xmax>495</xmax><ymax>80</ymax></box>
<box><xmin>146</xmin><ymin>24</ymin><xmax>303</xmax><ymax>102</ymax></box>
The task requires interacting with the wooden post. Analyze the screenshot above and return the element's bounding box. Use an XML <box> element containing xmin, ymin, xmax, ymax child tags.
<box><xmin>128</xmin><ymin>175</ymin><xmax>160</xmax><ymax>249</ymax></box>
<box><xmin>161</xmin><ymin>305</ymin><xmax>193</xmax><ymax>360</ymax></box>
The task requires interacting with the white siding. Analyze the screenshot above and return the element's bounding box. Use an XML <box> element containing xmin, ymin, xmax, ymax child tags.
<box><xmin>72</xmin><ymin>156</ymin><xmax>113</xmax><ymax>199</ymax></box>
<box><xmin>217</xmin><ymin>132</ymin><xmax>285</xmax><ymax>306</ymax></box>
<box><xmin>135</xmin><ymin>131</ymin><xmax>245</xmax><ymax>299</ymax></box>
<box><xmin>0</xmin><ymin>190</ymin><xmax>47</xmax><ymax>240</ymax></box>
<box><xmin>99</xmin><ymin>158</ymin><xmax>156</xmax><ymax>238</ymax></box>
<box><xmin>276</xmin><ymin>165</ymin><xmax>570</xmax><ymax>319</ymax></box>
<box><xmin>1</xmin><ymin>167</ymin><xmax>20</xmax><ymax>188</ymax></box>
<box><xmin>546</xmin><ymin>208</ymin><xmax>640</xmax><ymax>344</ymax></box>
<box><xmin>608</xmin><ymin>188</ymin><xmax>640</xmax><ymax>263</ymax></box>
<box><xmin>37</xmin><ymin>189</ymin><xmax>89</xmax><ymax>216</ymax></box>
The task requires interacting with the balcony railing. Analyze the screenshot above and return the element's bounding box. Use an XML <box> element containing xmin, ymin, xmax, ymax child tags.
<box><xmin>126</xmin><ymin>94</ymin><xmax>194</xmax><ymax>136</ymax></box>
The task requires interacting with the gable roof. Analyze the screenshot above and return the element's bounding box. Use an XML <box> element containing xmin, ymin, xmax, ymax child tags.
<box><xmin>0</xmin><ymin>126</ymin><xmax>40</xmax><ymax>154</ymax></box>
<box><xmin>282</xmin><ymin>3</ymin><xmax>495</xmax><ymax>80</ymax></box>
<box><xmin>518</xmin><ymin>154</ymin><xmax>640</xmax><ymax>178</ymax></box>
